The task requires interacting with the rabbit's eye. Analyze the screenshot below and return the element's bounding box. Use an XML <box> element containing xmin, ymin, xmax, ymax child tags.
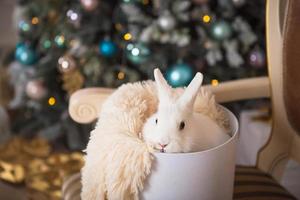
<box><xmin>179</xmin><ymin>121</ymin><xmax>185</xmax><ymax>130</ymax></box>
<box><xmin>155</xmin><ymin>118</ymin><xmax>158</xmax><ymax>124</ymax></box>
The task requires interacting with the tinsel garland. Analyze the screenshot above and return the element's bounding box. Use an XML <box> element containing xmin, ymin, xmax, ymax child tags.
<box><xmin>0</xmin><ymin>137</ymin><xmax>83</xmax><ymax>199</ymax></box>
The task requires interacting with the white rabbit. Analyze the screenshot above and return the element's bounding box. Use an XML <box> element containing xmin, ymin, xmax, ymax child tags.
<box><xmin>142</xmin><ymin>68</ymin><xmax>230</xmax><ymax>153</ymax></box>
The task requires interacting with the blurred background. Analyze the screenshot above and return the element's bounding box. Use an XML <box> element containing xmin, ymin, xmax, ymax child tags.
<box><xmin>1</xmin><ymin>0</ymin><xmax>298</xmax><ymax>199</ymax></box>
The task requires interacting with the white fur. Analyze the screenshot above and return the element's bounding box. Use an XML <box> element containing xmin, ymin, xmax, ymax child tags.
<box><xmin>81</xmin><ymin>69</ymin><xmax>230</xmax><ymax>199</ymax></box>
<box><xmin>142</xmin><ymin>69</ymin><xmax>230</xmax><ymax>153</ymax></box>
<box><xmin>81</xmin><ymin>81</ymin><xmax>158</xmax><ymax>200</ymax></box>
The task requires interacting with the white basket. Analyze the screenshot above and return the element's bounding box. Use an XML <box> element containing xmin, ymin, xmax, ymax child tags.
<box><xmin>141</xmin><ymin>107</ymin><xmax>239</xmax><ymax>200</ymax></box>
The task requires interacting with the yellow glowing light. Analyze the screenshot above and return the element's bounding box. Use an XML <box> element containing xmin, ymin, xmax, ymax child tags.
<box><xmin>211</xmin><ymin>79</ymin><xmax>219</xmax><ymax>86</ymax></box>
<box><xmin>202</xmin><ymin>15</ymin><xmax>211</xmax><ymax>23</ymax></box>
<box><xmin>31</xmin><ymin>17</ymin><xmax>39</xmax><ymax>25</ymax></box>
<box><xmin>123</xmin><ymin>33</ymin><xmax>132</xmax><ymax>41</ymax></box>
<box><xmin>117</xmin><ymin>72</ymin><xmax>125</xmax><ymax>80</ymax></box>
<box><xmin>48</xmin><ymin>97</ymin><xmax>56</xmax><ymax>106</ymax></box>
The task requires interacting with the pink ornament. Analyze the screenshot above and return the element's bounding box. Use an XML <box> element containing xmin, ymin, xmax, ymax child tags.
<box><xmin>80</xmin><ymin>0</ymin><xmax>99</xmax><ymax>11</ymax></box>
<box><xmin>248</xmin><ymin>48</ymin><xmax>266</xmax><ymax>68</ymax></box>
<box><xmin>26</xmin><ymin>80</ymin><xmax>48</xmax><ymax>100</ymax></box>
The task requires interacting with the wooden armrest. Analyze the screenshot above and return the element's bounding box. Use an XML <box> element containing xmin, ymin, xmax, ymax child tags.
<box><xmin>69</xmin><ymin>77</ymin><xmax>270</xmax><ymax>124</ymax></box>
<box><xmin>203</xmin><ymin>76</ymin><xmax>271</xmax><ymax>103</ymax></box>
<box><xmin>69</xmin><ymin>88</ymin><xmax>114</xmax><ymax>123</ymax></box>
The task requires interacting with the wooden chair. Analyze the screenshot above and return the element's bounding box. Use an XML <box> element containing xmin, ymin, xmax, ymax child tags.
<box><xmin>63</xmin><ymin>0</ymin><xmax>299</xmax><ymax>199</ymax></box>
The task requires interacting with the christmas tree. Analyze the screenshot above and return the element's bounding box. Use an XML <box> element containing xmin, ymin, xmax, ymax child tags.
<box><xmin>3</xmin><ymin>0</ymin><xmax>266</xmax><ymax>149</ymax></box>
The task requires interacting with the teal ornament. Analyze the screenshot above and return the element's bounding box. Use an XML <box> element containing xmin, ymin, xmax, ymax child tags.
<box><xmin>211</xmin><ymin>21</ymin><xmax>232</xmax><ymax>40</ymax></box>
<box><xmin>15</xmin><ymin>43</ymin><xmax>37</xmax><ymax>65</ymax></box>
<box><xmin>39</xmin><ymin>35</ymin><xmax>52</xmax><ymax>51</ymax></box>
<box><xmin>43</xmin><ymin>39</ymin><xmax>52</xmax><ymax>49</ymax></box>
<box><xmin>18</xmin><ymin>20</ymin><xmax>31</xmax><ymax>33</ymax></box>
<box><xmin>99</xmin><ymin>40</ymin><xmax>117</xmax><ymax>57</ymax></box>
<box><xmin>54</xmin><ymin>35</ymin><xmax>66</xmax><ymax>48</ymax></box>
<box><xmin>166</xmin><ymin>62</ymin><xmax>194</xmax><ymax>87</ymax></box>
<box><xmin>126</xmin><ymin>42</ymin><xmax>150</xmax><ymax>64</ymax></box>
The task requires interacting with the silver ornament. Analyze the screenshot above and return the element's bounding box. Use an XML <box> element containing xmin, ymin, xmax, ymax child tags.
<box><xmin>224</xmin><ymin>40</ymin><xmax>244</xmax><ymax>68</ymax></box>
<box><xmin>8</xmin><ymin>62</ymin><xmax>36</xmax><ymax>108</ymax></box>
<box><xmin>232</xmin><ymin>17</ymin><xmax>257</xmax><ymax>51</ymax></box>
<box><xmin>158</xmin><ymin>11</ymin><xmax>176</xmax><ymax>31</ymax></box>
<box><xmin>80</xmin><ymin>0</ymin><xmax>98</xmax><ymax>11</ymax></box>
<box><xmin>26</xmin><ymin>79</ymin><xmax>48</xmax><ymax>100</ymax></box>
<box><xmin>232</xmin><ymin>0</ymin><xmax>246</xmax><ymax>7</ymax></box>
<box><xmin>58</xmin><ymin>54</ymin><xmax>77</xmax><ymax>73</ymax></box>
<box><xmin>205</xmin><ymin>42</ymin><xmax>223</xmax><ymax>66</ymax></box>
<box><xmin>66</xmin><ymin>9</ymin><xmax>81</xmax><ymax>27</ymax></box>
<box><xmin>140</xmin><ymin>24</ymin><xmax>156</xmax><ymax>43</ymax></box>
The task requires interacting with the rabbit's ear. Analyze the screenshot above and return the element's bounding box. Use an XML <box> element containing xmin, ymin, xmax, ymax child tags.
<box><xmin>177</xmin><ymin>72</ymin><xmax>203</xmax><ymax>108</ymax></box>
<box><xmin>154</xmin><ymin>68</ymin><xmax>172</xmax><ymax>102</ymax></box>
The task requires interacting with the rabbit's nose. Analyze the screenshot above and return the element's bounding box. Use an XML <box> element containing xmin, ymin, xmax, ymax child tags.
<box><xmin>159</xmin><ymin>143</ymin><xmax>168</xmax><ymax>148</ymax></box>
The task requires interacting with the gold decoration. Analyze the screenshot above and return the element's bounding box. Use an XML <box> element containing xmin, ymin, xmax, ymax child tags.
<box><xmin>142</xmin><ymin>0</ymin><xmax>149</xmax><ymax>5</ymax></box>
<box><xmin>22</xmin><ymin>137</ymin><xmax>51</xmax><ymax>157</ymax></box>
<box><xmin>0</xmin><ymin>161</ymin><xmax>25</xmax><ymax>183</ymax></box>
<box><xmin>62</xmin><ymin>69</ymin><xmax>84</xmax><ymax>95</ymax></box>
<box><xmin>48</xmin><ymin>10</ymin><xmax>59</xmax><ymax>24</ymax></box>
<box><xmin>0</xmin><ymin>137</ymin><xmax>84</xmax><ymax>199</ymax></box>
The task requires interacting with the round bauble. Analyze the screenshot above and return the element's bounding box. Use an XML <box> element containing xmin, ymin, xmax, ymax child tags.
<box><xmin>58</xmin><ymin>54</ymin><xmax>77</xmax><ymax>73</ymax></box>
<box><xmin>80</xmin><ymin>0</ymin><xmax>99</xmax><ymax>11</ymax></box>
<box><xmin>15</xmin><ymin>43</ymin><xmax>38</xmax><ymax>65</ymax></box>
<box><xmin>54</xmin><ymin>35</ymin><xmax>66</xmax><ymax>48</ymax></box>
<box><xmin>99</xmin><ymin>40</ymin><xmax>117</xmax><ymax>57</ymax></box>
<box><xmin>166</xmin><ymin>62</ymin><xmax>194</xmax><ymax>87</ymax></box>
<box><xmin>41</xmin><ymin>39</ymin><xmax>52</xmax><ymax>50</ymax></box>
<box><xmin>211</xmin><ymin>21</ymin><xmax>232</xmax><ymax>41</ymax></box>
<box><xmin>18</xmin><ymin>20</ymin><xmax>31</xmax><ymax>33</ymax></box>
<box><xmin>26</xmin><ymin>79</ymin><xmax>48</xmax><ymax>100</ymax></box>
<box><xmin>126</xmin><ymin>42</ymin><xmax>150</xmax><ymax>64</ymax></box>
<box><xmin>248</xmin><ymin>47</ymin><xmax>265</xmax><ymax>68</ymax></box>
<box><xmin>66</xmin><ymin>9</ymin><xmax>81</xmax><ymax>26</ymax></box>
<box><xmin>39</xmin><ymin>34</ymin><xmax>52</xmax><ymax>52</ymax></box>
<box><xmin>232</xmin><ymin>0</ymin><xmax>246</xmax><ymax>7</ymax></box>
<box><xmin>158</xmin><ymin>12</ymin><xmax>176</xmax><ymax>31</ymax></box>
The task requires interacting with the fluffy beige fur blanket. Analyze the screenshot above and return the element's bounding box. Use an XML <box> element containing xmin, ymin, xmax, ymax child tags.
<box><xmin>81</xmin><ymin>81</ymin><xmax>229</xmax><ymax>200</ymax></box>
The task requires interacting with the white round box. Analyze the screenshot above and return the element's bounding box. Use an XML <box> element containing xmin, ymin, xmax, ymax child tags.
<box><xmin>141</xmin><ymin>107</ymin><xmax>239</xmax><ymax>200</ymax></box>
